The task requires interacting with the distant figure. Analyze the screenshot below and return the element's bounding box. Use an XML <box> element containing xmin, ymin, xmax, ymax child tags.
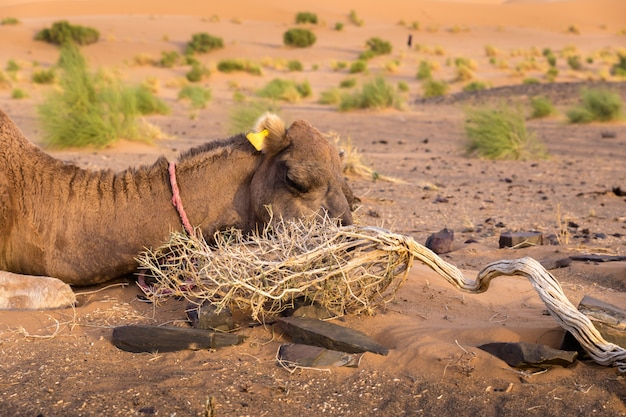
<box><xmin>407</xmin><ymin>34</ymin><xmax>413</xmax><ymax>48</ymax></box>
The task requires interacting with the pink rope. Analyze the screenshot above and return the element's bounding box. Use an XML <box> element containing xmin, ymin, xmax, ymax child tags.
<box><xmin>168</xmin><ymin>162</ymin><xmax>195</xmax><ymax>236</ymax></box>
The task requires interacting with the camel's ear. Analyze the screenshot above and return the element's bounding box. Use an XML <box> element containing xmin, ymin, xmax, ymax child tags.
<box><xmin>247</xmin><ymin>112</ymin><xmax>288</xmax><ymax>155</ymax></box>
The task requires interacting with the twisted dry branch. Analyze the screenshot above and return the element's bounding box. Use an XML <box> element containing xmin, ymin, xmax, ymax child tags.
<box><xmin>136</xmin><ymin>218</ymin><xmax>626</xmax><ymax>372</ymax></box>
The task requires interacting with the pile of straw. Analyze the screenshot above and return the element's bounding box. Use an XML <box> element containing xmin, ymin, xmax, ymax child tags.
<box><xmin>136</xmin><ymin>216</ymin><xmax>412</xmax><ymax>322</ymax></box>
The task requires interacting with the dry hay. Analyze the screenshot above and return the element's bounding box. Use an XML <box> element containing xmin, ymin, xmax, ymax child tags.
<box><xmin>136</xmin><ymin>215</ymin><xmax>412</xmax><ymax>322</ymax></box>
<box><xmin>137</xmin><ymin>215</ymin><xmax>626</xmax><ymax>371</ymax></box>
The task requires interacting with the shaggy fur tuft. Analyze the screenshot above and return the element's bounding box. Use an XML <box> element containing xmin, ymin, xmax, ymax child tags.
<box><xmin>254</xmin><ymin>112</ymin><xmax>288</xmax><ymax>155</ymax></box>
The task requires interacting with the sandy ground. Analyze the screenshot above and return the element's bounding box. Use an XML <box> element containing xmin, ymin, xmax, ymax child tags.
<box><xmin>1</xmin><ymin>1</ymin><xmax>626</xmax><ymax>416</ymax></box>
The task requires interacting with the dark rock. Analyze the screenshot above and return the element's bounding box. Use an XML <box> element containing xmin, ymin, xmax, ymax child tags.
<box><xmin>479</xmin><ymin>342</ymin><xmax>577</xmax><ymax>368</ymax></box>
<box><xmin>613</xmin><ymin>186</ymin><xmax>626</xmax><ymax>197</ymax></box>
<box><xmin>539</xmin><ymin>257</ymin><xmax>572</xmax><ymax>270</ymax></box>
<box><xmin>276</xmin><ymin>316</ymin><xmax>388</xmax><ymax>355</ymax></box>
<box><xmin>499</xmin><ymin>231</ymin><xmax>543</xmax><ymax>248</ymax></box>
<box><xmin>570</xmin><ymin>254</ymin><xmax>626</xmax><ymax>262</ymax></box>
<box><xmin>425</xmin><ymin>228</ymin><xmax>454</xmax><ymax>254</ymax></box>
<box><xmin>112</xmin><ymin>325</ymin><xmax>245</xmax><ymax>353</ymax></box>
<box><xmin>187</xmin><ymin>301</ymin><xmax>234</xmax><ymax>331</ymax></box>
<box><xmin>277</xmin><ymin>343</ymin><xmax>363</xmax><ymax>368</ymax></box>
<box><xmin>601</xmin><ymin>130</ymin><xmax>617</xmax><ymax>138</ymax></box>
<box><xmin>578</xmin><ymin>295</ymin><xmax>626</xmax><ymax>348</ymax></box>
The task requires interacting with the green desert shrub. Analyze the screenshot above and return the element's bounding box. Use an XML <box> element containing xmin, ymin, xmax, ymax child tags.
<box><xmin>349</xmin><ymin>10</ymin><xmax>364</xmax><ymax>27</ymax></box>
<box><xmin>397</xmin><ymin>81</ymin><xmax>409</xmax><ymax>93</ymax></box>
<box><xmin>133</xmin><ymin>85</ymin><xmax>169</xmax><ymax>115</ymax></box>
<box><xmin>566</xmin><ymin>88</ymin><xmax>624</xmax><ymax>123</ymax></box>
<box><xmin>287</xmin><ymin>60</ymin><xmax>303</xmax><ymax>71</ymax></box>
<box><xmin>178</xmin><ymin>85</ymin><xmax>212</xmax><ymax>109</ymax></box>
<box><xmin>349</xmin><ymin>60</ymin><xmax>367</xmax><ymax>74</ymax></box>
<box><xmin>6</xmin><ymin>59</ymin><xmax>20</xmax><ymax>72</ymax></box>
<box><xmin>228</xmin><ymin>100</ymin><xmax>281</xmax><ymax>135</ymax></box>
<box><xmin>334</xmin><ymin>22</ymin><xmax>344</xmax><ymax>31</ymax></box>
<box><xmin>529</xmin><ymin>96</ymin><xmax>556</xmax><ymax>118</ymax></box>
<box><xmin>567</xmin><ymin>55</ymin><xmax>583</xmax><ymax>70</ymax></box>
<box><xmin>1</xmin><ymin>17</ymin><xmax>20</xmax><ymax>25</ymax></box>
<box><xmin>37</xmin><ymin>43</ymin><xmax>161</xmax><ymax>148</ymax></box>
<box><xmin>296</xmin><ymin>12</ymin><xmax>318</xmax><ymax>24</ymax></box>
<box><xmin>217</xmin><ymin>59</ymin><xmax>262</xmax><ymax>75</ymax></box>
<box><xmin>339</xmin><ymin>76</ymin><xmax>402</xmax><ymax>111</ymax></box>
<box><xmin>35</xmin><ymin>20</ymin><xmax>100</xmax><ymax>45</ymax></box>
<box><xmin>283</xmin><ymin>28</ymin><xmax>316</xmax><ymax>48</ymax></box>
<box><xmin>359</xmin><ymin>37</ymin><xmax>392</xmax><ymax>60</ymax></box>
<box><xmin>186</xmin><ymin>63</ymin><xmax>210</xmax><ymax>82</ymax></box>
<box><xmin>416</xmin><ymin>60</ymin><xmax>432</xmax><ymax>80</ymax></box>
<box><xmin>464</xmin><ymin>105</ymin><xmax>547</xmax><ymax>160</ymax></box>
<box><xmin>185</xmin><ymin>32</ymin><xmax>224</xmax><ymax>54</ymax></box>
<box><xmin>159</xmin><ymin>50</ymin><xmax>181</xmax><ymax>68</ymax></box>
<box><xmin>611</xmin><ymin>53</ymin><xmax>626</xmax><ymax>77</ymax></box>
<box><xmin>257</xmin><ymin>78</ymin><xmax>311</xmax><ymax>102</ymax></box>
<box><xmin>422</xmin><ymin>79</ymin><xmax>448</xmax><ymax>98</ymax></box>
<box><xmin>318</xmin><ymin>88</ymin><xmax>342</xmax><ymax>105</ymax></box>
<box><xmin>31</xmin><ymin>68</ymin><xmax>56</xmax><ymax>84</ymax></box>
<box><xmin>11</xmin><ymin>88</ymin><xmax>28</xmax><ymax>99</ymax></box>
<box><xmin>339</xmin><ymin>77</ymin><xmax>357</xmax><ymax>88</ymax></box>
<box><xmin>463</xmin><ymin>81</ymin><xmax>488</xmax><ymax>92</ymax></box>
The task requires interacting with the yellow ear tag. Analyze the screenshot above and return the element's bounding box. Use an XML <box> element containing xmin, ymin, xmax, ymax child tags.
<box><xmin>246</xmin><ymin>129</ymin><xmax>268</xmax><ymax>151</ymax></box>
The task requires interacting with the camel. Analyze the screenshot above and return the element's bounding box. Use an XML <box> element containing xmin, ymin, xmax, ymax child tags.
<box><xmin>0</xmin><ymin>110</ymin><xmax>354</xmax><ymax>310</ymax></box>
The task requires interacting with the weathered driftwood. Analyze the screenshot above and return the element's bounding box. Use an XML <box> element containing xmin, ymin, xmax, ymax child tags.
<box><xmin>578</xmin><ymin>295</ymin><xmax>626</xmax><ymax>349</ymax></box>
<box><xmin>111</xmin><ymin>325</ymin><xmax>245</xmax><ymax>353</ymax></box>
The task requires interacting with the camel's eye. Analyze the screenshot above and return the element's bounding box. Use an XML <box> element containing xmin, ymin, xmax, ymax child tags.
<box><xmin>284</xmin><ymin>172</ymin><xmax>309</xmax><ymax>194</ymax></box>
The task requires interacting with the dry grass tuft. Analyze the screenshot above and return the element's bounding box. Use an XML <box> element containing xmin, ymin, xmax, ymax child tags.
<box><xmin>136</xmin><ymin>214</ymin><xmax>413</xmax><ymax>322</ymax></box>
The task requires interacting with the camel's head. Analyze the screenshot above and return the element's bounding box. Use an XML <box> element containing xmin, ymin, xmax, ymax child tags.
<box><xmin>247</xmin><ymin>113</ymin><xmax>354</xmax><ymax>226</ymax></box>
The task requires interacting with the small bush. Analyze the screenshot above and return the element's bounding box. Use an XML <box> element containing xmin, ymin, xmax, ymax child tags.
<box><xmin>11</xmin><ymin>88</ymin><xmax>27</xmax><ymax>99</ymax></box>
<box><xmin>349</xmin><ymin>60</ymin><xmax>367</xmax><ymax>74</ymax></box>
<box><xmin>287</xmin><ymin>60</ymin><xmax>303</xmax><ymax>71</ymax></box>
<box><xmin>6</xmin><ymin>59</ymin><xmax>20</xmax><ymax>72</ymax></box>
<box><xmin>334</xmin><ymin>22</ymin><xmax>344</xmax><ymax>31</ymax></box>
<box><xmin>529</xmin><ymin>96</ymin><xmax>556</xmax><ymax>118</ymax></box>
<box><xmin>349</xmin><ymin>10</ymin><xmax>364</xmax><ymax>27</ymax></box>
<box><xmin>185</xmin><ymin>33</ymin><xmax>224</xmax><ymax>54</ymax></box>
<box><xmin>228</xmin><ymin>100</ymin><xmax>280</xmax><ymax>135</ymax></box>
<box><xmin>296</xmin><ymin>12</ymin><xmax>318</xmax><ymax>24</ymax></box>
<box><xmin>464</xmin><ymin>105</ymin><xmax>547</xmax><ymax>160</ymax></box>
<box><xmin>283</xmin><ymin>28</ymin><xmax>316</xmax><ymax>48</ymax></box>
<box><xmin>339</xmin><ymin>76</ymin><xmax>402</xmax><ymax>111</ymax></box>
<box><xmin>566</xmin><ymin>88</ymin><xmax>624</xmax><ymax>123</ymax></box>
<box><xmin>546</xmin><ymin>66</ymin><xmax>559</xmax><ymax>82</ymax></box>
<box><xmin>397</xmin><ymin>81</ymin><xmax>409</xmax><ymax>92</ymax></box>
<box><xmin>567</xmin><ymin>55</ymin><xmax>583</xmax><ymax>70</ymax></box>
<box><xmin>257</xmin><ymin>78</ymin><xmax>312</xmax><ymax>102</ymax></box>
<box><xmin>31</xmin><ymin>68</ymin><xmax>56</xmax><ymax>84</ymax></box>
<box><xmin>463</xmin><ymin>81</ymin><xmax>488</xmax><ymax>92</ymax></box>
<box><xmin>485</xmin><ymin>45</ymin><xmax>499</xmax><ymax>57</ymax></box>
<box><xmin>1</xmin><ymin>17</ymin><xmax>20</xmax><ymax>25</ymax></box>
<box><xmin>186</xmin><ymin>64</ymin><xmax>210</xmax><ymax>82</ymax></box>
<box><xmin>339</xmin><ymin>78</ymin><xmax>357</xmax><ymax>88</ymax></box>
<box><xmin>611</xmin><ymin>53</ymin><xmax>626</xmax><ymax>77</ymax></box>
<box><xmin>319</xmin><ymin>88</ymin><xmax>341</xmax><ymax>105</ymax></box>
<box><xmin>38</xmin><ymin>43</ymin><xmax>162</xmax><ymax>148</ymax></box>
<box><xmin>523</xmin><ymin>78</ymin><xmax>541</xmax><ymax>84</ymax></box>
<box><xmin>217</xmin><ymin>59</ymin><xmax>262</xmax><ymax>75</ymax></box>
<box><xmin>178</xmin><ymin>85</ymin><xmax>212</xmax><ymax>109</ymax></box>
<box><xmin>422</xmin><ymin>79</ymin><xmax>448</xmax><ymax>98</ymax></box>
<box><xmin>159</xmin><ymin>50</ymin><xmax>181</xmax><ymax>68</ymax></box>
<box><xmin>359</xmin><ymin>37</ymin><xmax>392</xmax><ymax>60</ymax></box>
<box><xmin>416</xmin><ymin>60</ymin><xmax>432</xmax><ymax>80</ymax></box>
<box><xmin>35</xmin><ymin>20</ymin><xmax>100</xmax><ymax>45</ymax></box>
<box><xmin>133</xmin><ymin>85</ymin><xmax>169</xmax><ymax>115</ymax></box>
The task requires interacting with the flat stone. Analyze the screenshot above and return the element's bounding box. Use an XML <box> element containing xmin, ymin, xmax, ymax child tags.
<box><xmin>112</xmin><ymin>325</ymin><xmax>245</xmax><ymax>353</ymax></box>
<box><xmin>187</xmin><ymin>301</ymin><xmax>234</xmax><ymax>331</ymax></box>
<box><xmin>539</xmin><ymin>257</ymin><xmax>572</xmax><ymax>270</ymax></box>
<box><xmin>276</xmin><ymin>316</ymin><xmax>388</xmax><ymax>355</ymax></box>
<box><xmin>578</xmin><ymin>295</ymin><xmax>626</xmax><ymax>348</ymax></box>
<box><xmin>479</xmin><ymin>342</ymin><xmax>577</xmax><ymax>368</ymax></box>
<box><xmin>499</xmin><ymin>231</ymin><xmax>543</xmax><ymax>248</ymax></box>
<box><xmin>425</xmin><ymin>228</ymin><xmax>454</xmax><ymax>254</ymax></box>
<box><xmin>277</xmin><ymin>343</ymin><xmax>363</xmax><ymax>368</ymax></box>
<box><xmin>291</xmin><ymin>304</ymin><xmax>335</xmax><ymax>320</ymax></box>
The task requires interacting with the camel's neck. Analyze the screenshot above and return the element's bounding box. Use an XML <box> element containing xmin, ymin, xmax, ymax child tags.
<box><xmin>172</xmin><ymin>136</ymin><xmax>260</xmax><ymax>239</ymax></box>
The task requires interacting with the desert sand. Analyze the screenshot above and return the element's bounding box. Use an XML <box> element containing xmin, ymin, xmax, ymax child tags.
<box><xmin>1</xmin><ymin>0</ymin><xmax>626</xmax><ymax>416</ymax></box>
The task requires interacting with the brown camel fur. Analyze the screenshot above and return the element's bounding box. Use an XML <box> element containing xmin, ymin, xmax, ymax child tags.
<box><xmin>0</xmin><ymin>110</ymin><xmax>354</xmax><ymax>309</ymax></box>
